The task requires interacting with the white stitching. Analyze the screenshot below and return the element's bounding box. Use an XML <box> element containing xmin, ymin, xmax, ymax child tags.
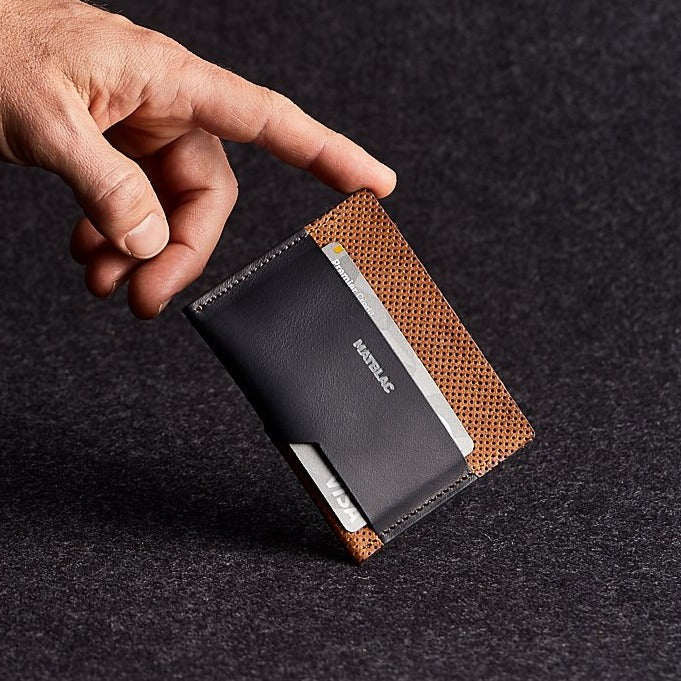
<box><xmin>194</xmin><ymin>232</ymin><xmax>307</xmax><ymax>311</ymax></box>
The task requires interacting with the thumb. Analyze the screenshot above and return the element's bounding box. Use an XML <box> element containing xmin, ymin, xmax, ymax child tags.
<box><xmin>44</xmin><ymin>106</ymin><xmax>169</xmax><ymax>259</ymax></box>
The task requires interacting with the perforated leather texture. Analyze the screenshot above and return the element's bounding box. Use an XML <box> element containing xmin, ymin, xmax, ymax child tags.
<box><xmin>304</xmin><ymin>190</ymin><xmax>534</xmax><ymax>561</ymax></box>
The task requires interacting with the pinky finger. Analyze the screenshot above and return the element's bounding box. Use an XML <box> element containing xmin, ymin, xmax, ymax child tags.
<box><xmin>84</xmin><ymin>245</ymin><xmax>139</xmax><ymax>298</ymax></box>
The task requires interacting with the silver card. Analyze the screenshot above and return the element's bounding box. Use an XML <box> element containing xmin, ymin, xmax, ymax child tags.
<box><xmin>289</xmin><ymin>443</ymin><xmax>367</xmax><ymax>532</ymax></box>
<box><xmin>321</xmin><ymin>242</ymin><xmax>474</xmax><ymax>457</ymax></box>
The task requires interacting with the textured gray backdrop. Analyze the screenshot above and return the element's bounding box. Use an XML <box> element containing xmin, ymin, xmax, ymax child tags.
<box><xmin>1</xmin><ymin>1</ymin><xmax>679</xmax><ymax>679</ymax></box>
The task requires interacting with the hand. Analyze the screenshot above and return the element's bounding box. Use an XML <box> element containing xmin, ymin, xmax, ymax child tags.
<box><xmin>0</xmin><ymin>0</ymin><xmax>396</xmax><ymax>318</ymax></box>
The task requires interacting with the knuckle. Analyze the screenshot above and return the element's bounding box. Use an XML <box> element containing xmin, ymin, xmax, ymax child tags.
<box><xmin>142</xmin><ymin>27</ymin><xmax>190</xmax><ymax>64</ymax></box>
<box><xmin>150</xmin><ymin>28</ymin><xmax>180</xmax><ymax>51</ymax></box>
<box><xmin>275</xmin><ymin>92</ymin><xmax>296</xmax><ymax>111</ymax></box>
<box><xmin>107</xmin><ymin>11</ymin><xmax>135</xmax><ymax>30</ymax></box>
<box><xmin>225</xmin><ymin>165</ymin><xmax>239</xmax><ymax>200</ymax></box>
<box><xmin>265</xmin><ymin>89</ymin><xmax>293</xmax><ymax>119</ymax></box>
<box><xmin>252</xmin><ymin>88</ymin><xmax>290</xmax><ymax>144</ymax></box>
<box><xmin>93</xmin><ymin>166</ymin><xmax>148</xmax><ymax>216</ymax></box>
<box><xmin>123</xmin><ymin>29</ymin><xmax>194</xmax><ymax>108</ymax></box>
<box><xmin>217</xmin><ymin>177</ymin><xmax>238</xmax><ymax>208</ymax></box>
<box><xmin>209</xmin><ymin>149</ymin><xmax>238</xmax><ymax>204</ymax></box>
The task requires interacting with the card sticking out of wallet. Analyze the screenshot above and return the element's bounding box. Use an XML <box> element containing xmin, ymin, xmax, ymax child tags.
<box><xmin>184</xmin><ymin>189</ymin><xmax>534</xmax><ymax>563</ymax></box>
<box><xmin>289</xmin><ymin>443</ymin><xmax>367</xmax><ymax>532</ymax></box>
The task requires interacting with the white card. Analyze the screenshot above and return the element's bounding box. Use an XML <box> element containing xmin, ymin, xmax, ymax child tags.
<box><xmin>289</xmin><ymin>443</ymin><xmax>367</xmax><ymax>532</ymax></box>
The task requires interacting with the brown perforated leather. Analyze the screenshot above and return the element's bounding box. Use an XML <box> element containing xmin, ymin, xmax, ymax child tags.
<box><xmin>304</xmin><ymin>189</ymin><xmax>534</xmax><ymax>561</ymax></box>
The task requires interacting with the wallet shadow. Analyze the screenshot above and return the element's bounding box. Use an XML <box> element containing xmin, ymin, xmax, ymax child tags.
<box><xmin>0</xmin><ymin>416</ymin><xmax>349</xmax><ymax>563</ymax></box>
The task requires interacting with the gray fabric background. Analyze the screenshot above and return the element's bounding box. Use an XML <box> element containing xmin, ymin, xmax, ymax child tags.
<box><xmin>1</xmin><ymin>1</ymin><xmax>679</xmax><ymax>679</ymax></box>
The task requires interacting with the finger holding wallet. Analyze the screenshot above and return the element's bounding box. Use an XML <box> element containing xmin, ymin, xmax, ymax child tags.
<box><xmin>0</xmin><ymin>0</ymin><xmax>397</xmax><ymax>318</ymax></box>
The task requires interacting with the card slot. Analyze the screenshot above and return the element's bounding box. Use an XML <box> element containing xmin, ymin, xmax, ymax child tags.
<box><xmin>186</xmin><ymin>229</ymin><xmax>472</xmax><ymax>539</ymax></box>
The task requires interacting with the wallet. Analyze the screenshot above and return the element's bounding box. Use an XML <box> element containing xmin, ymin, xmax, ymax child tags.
<box><xmin>184</xmin><ymin>190</ymin><xmax>534</xmax><ymax>562</ymax></box>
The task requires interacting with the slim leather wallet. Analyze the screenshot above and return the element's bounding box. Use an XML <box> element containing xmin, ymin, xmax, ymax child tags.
<box><xmin>184</xmin><ymin>190</ymin><xmax>534</xmax><ymax>562</ymax></box>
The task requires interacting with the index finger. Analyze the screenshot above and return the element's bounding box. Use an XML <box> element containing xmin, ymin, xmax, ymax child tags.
<box><xmin>183</xmin><ymin>60</ymin><xmax>397</xmax><ymax>198</ymax></box>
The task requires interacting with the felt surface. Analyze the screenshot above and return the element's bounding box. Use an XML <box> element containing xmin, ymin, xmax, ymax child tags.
<box><xmin>1</xmin><ymin>1</ymin><xmax>679</xmax><ymax>679</ymax></box>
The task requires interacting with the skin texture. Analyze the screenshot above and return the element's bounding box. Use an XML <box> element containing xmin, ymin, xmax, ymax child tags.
<box><xmin>0</xmin><ymin>0</ymin><xmax>396</xmax><ymax>318</ymax></box>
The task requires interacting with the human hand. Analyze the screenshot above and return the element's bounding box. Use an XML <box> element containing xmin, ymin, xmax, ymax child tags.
<box><xmin>0</xmin><ymin>0</ymin><xmax>396</xmax><ymax>318</ymax></box>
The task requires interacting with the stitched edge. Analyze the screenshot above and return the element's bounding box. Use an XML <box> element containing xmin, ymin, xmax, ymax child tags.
<box><xmin>378</xmin><ymin>470</ymin><xmax>476</xmax><ymax>538</ymax></box>
<box><xmin>193</xmin><ymin>232</ymin><xmax>308</xmax><ymax>312</ymax></box>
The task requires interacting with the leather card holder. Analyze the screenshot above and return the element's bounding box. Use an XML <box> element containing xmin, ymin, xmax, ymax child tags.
<box><xmin>184</xmin><ymin>189</ymin><xmax>534</xmax><ymax>562</ymax></box>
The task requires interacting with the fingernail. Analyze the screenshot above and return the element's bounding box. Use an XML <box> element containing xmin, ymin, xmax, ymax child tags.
<box><xmin>124</xmin><ymin>213</ymin><xmax>168</xmax><ymax>259</ymax></box>
<box><xmin>157</xmin><ymin>300</ymin><xmax>170</xmax><ymax>315</ymax></box>
<box><xmin>107</xmin><ymin>279</ymin><xmax>120</xmax><ymax>298</ymax></box>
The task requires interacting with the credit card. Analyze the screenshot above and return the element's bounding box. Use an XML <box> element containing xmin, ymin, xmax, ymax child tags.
<box><xmin>321</xmin><ymin>242</ymin><xmax>474</xmax><ymax>457</ymax></box>
<box><xmin>289</xmin><ymin>443</ymin><xmax>367</xmax><ymax>532</ymax></box>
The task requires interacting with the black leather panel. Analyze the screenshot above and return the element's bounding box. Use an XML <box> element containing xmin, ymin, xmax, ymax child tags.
<box><xmin>184</xmin><ymin>230</ymin><xmax>472</xmax><ymax>539</ymax></box>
